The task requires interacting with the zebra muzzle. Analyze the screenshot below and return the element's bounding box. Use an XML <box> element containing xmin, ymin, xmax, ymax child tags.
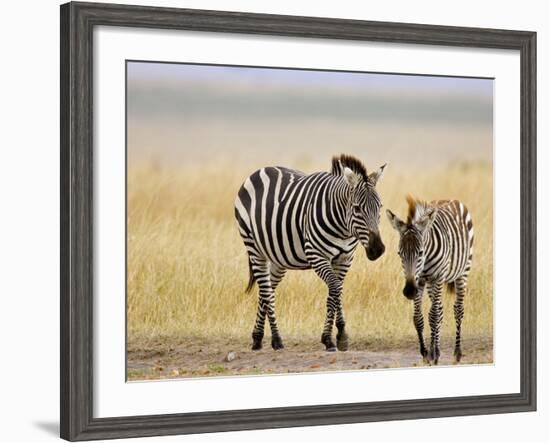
<box><xmin>366</xmin><ymin>235</ymin><xmax>385</xmax><ymax>261</ymax></box>
<box><xmin>403</xmin><ymin>280</ymin><xmax>418</xmax><ymax>299</ymax></box>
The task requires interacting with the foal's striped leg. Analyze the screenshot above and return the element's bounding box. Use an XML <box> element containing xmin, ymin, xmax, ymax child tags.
<box><xmin>453</xmin><ymin>276</ymin><xmax>467</xmax><ymax>362</ymax></box>
<box><xmin>428</xmin><ymin>281</ymin><xmax>444</xmax><ymax>364</ymax></box>
<box><xmin>413</xmin><ymin>281</ymin><xmax>428</xmax><ymax>361</ymax></box>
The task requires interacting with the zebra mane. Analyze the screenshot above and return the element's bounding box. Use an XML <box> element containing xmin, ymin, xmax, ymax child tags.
<box><xmin>330</xmin><ymin>154</ymin><xmax>368</xmax><ymax>182</ymax></box>
<box><xmin>406</xmin><ymin>194</ymin><xmax>430</xmax><ymax>224</ymax></box>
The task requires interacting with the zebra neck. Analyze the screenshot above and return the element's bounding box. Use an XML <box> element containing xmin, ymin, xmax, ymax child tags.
<box><xmin>423</xmin><ymin>223</ymin><xmax>447</xmax><ymax>264</ymax></box>
<box><xmin>423</xmin><ymin>227</ymin><xmax>434</xmax><ymax>249</ymax></box>
<box><xmin>320</xmin><ymin>176</ymin><xmax>355</xmax><ymax>239</ymax></box>
<box><xmin>340</xmin><ymin>183</ymin><xmax>356</xmax><ymax>238</ymax></box>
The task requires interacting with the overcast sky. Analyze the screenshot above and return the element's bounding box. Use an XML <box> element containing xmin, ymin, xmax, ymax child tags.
<box><xmin>127</xmin><ymin>61</ymin><xmax>493</xmax><ymax>126</ymax></box>
<box><xmin>128</xmin><ymin>61</ymin><xmax>493</xmax><ymax>96</ymax></box>
<box><xmin>126</xmin><ymin>61</ymin><xmax>493</xmax><ymax>167</ymax></box>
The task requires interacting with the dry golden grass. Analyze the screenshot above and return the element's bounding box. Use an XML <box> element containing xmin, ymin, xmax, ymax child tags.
<box><xmin>127</xmin><ymin>159</ymin><xmax>493</xmax><ymax>351</ymax></box>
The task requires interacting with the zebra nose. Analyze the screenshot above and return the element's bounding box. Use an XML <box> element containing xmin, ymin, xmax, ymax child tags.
<box><xmin>403</xmin><ymin>281</ymin><xmax>417</xmax><ymax>299</ymax></box>
<box><xmin>366</xmin><ymin>245</ymin><xmax>383</xmax><ymax>261</ymax></box>
<box><xmin>366</xmin><ymin>236</ymin><xmax>385</xmax><ymax>261</ymax></box>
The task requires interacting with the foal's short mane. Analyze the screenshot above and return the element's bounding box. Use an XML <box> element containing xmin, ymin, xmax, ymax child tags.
<box><xmin>406</xmin><ymin>194</ymin><xmax>430</xmax><ymax>224</ymax></box>
<box><xmin>330</xmin><ymin>154</ymin><xmax>369</xmax><ymax>182</ymax></box>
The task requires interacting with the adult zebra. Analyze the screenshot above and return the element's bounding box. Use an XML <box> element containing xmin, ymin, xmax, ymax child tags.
<box><xmin>386</xmin><ymin>196</ymin><xmax>474</xmax><ymax>364</ymax></box>
<box><xmin>234</xmin><ymin>155</ymin><xmax>387</xmax><ymax>352</ymax></box>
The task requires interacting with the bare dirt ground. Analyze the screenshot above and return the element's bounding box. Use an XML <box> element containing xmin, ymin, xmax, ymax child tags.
<box><xmin>127</xmin><ymin>336</ymin><xmax>493</xmax><ymax>380</ymax></box>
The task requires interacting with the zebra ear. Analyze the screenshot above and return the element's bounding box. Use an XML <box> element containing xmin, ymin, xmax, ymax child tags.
<box><xmin>386</xmin><ymin>209</ymin><xmax>406</xmax><ymax>233</ymax></box>
<box><xmin>416</xmin><ymin>207</ymin><xmax>438</xmax><ymax>232</ymax></box>
<box><xmin>343</xmin><ymin>167</ymin><xmax>361</xmax><ymax>188</ymax></box>
<box><xmin>369</xmin><ymin>163</ymin><xmax>387</xmax><ymax>185</ymax></box>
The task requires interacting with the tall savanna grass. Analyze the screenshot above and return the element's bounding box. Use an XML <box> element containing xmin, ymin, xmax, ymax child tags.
<box><xmin>127</xmin><ymin>160</ymin><xmax>493</xmax><ymax>349</ymax></box>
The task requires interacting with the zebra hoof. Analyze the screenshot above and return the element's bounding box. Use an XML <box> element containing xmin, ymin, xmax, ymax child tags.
<box><xmin>251</xmin><ymin>332</ymin><xmax>263</xmax><ymax>351</ymax></box>
<box><xmin>454</xmin><ymin>349</ymin><xmax>463</xmax><ymax>363</ymax></box>
<box><xmin>428</xmin><ymin>348</ymin><xmax>440</xmax><ymax>364</ymax></box>
<box><xmin>336</xmin><ymin>336</ymin><xmax>349</xmax><ymax>352</ymax></box>
<box><xmin>421</xmin><ymin>348</ymin><xmax>429</xmax><ymax>364</ymax></box>
<box><xmin>321</xmin><ymin>335</ymin><xmax>337</xmax><ymax>352</ymax></box>
<box><xmin>271</xmin><ymin>336</ymin><xmax>284</xmax><ymax>350</ymax></box>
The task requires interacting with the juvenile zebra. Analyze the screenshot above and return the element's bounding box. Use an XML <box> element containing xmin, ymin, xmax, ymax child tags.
<box><xmin>234</xmin><ymin>155</ymin><xmax>387</xmax><ymax>352</ymax></box>
<box><xmin>386</xmin><ymin>196</ymin><xmax>474</xmax><ymax>364</ymax></box>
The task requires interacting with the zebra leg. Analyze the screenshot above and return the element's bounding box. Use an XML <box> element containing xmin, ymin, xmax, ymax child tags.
<box><xmin>335</xmin><ymin>297</ymin><xmax>348</xmax><ymax>352</ymax></box>
<box><xmin>333</xmin><ymin>258</ymin><xmax>352</xmax><ymax>351</ymax></box>
<box><xmin>250</xmin><ymin>260</ymin><xmax>271</xmax><ymax>351</ymax></box>
<box><xmin>428</xmin><ymin>281</ymin><xmax>444</xmax><ymax>364</ymax></box>
<box><xmin>454</xmin><ymin>276</ymin><xmax>467</xmax><ymax>362</ymax></box>
<box><xmin>413</xmin><ymin>281</ymin><xmax>428</xmax><ymax>362</ymax></box>
<box><xmin>268</xmin><ymin>265</ymin><xmax>287</xmax><ymax>350</ymax></box>
<box><xmin>311</xmin><ymin>257</ymin><xmax>342</xmax><ymax>352</ymax></box>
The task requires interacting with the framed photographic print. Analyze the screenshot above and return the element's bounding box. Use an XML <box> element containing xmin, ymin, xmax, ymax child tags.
<box><xmin>60</xmin><ymin>1</ymin><xmax>536</xmax><ymax>441</ymax></box>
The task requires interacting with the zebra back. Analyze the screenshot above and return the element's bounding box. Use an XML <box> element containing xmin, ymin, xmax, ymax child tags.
<box><xmin>419</xmin><ymin>199</ymin><xmax>474</xmax><ymax>281</ymax></box>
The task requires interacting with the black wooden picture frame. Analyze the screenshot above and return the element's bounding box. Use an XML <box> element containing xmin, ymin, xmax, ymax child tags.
<box><xmin>60</xmin><ymin>2</ymin><xmax>537</xmax><ymax>441</ymax></box>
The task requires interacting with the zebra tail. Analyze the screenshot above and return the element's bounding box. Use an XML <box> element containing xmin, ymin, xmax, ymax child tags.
<box><xmin>245</xmin><ymin>258</ymin><xmax>256</xmax><ymax>293</ymax></box>
<box><xmin>447</xmin><ymin>281</ymin><xmax>455</xmax><ymax>295</ymax></box>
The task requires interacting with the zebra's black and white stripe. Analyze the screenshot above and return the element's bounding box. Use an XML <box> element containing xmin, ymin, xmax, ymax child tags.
<box><xmin>386</xmin><ymin>196</ymin><xmax>474</xmax><ymax>364</ymax></box>
<box><xmin>234</xmin><ymin>155</ymin><xmax>387</xmax><ymax>351</ymax></box>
